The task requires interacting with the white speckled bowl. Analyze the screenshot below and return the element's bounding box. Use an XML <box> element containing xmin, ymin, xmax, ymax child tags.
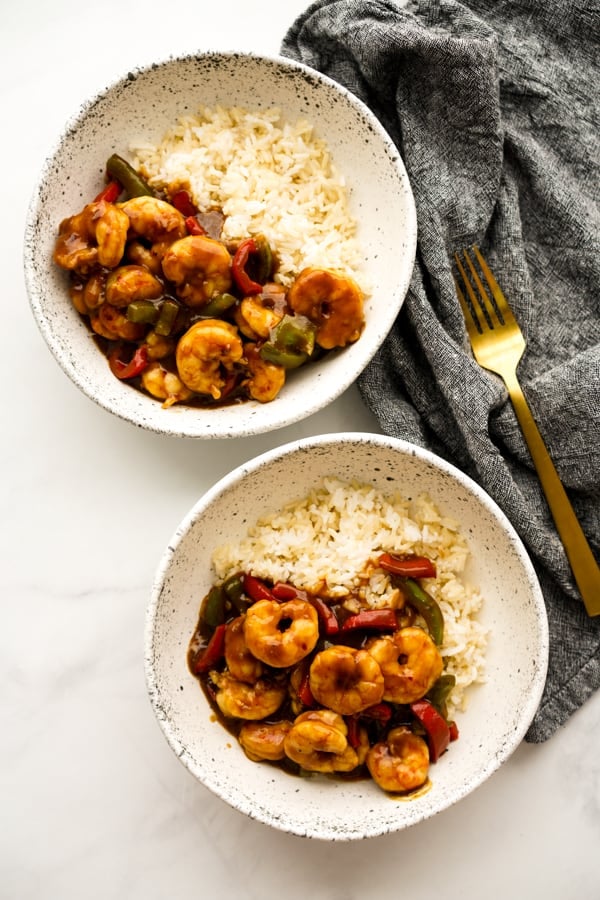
<box><xmin>24</xmin><ymin>52</ymin><xmax>416</xmax><ymax>438</ymax></box>
<box><xmin>145</xmin><ymin>433</ymin><xmax>549</xmax><ymax>840</ymax></box>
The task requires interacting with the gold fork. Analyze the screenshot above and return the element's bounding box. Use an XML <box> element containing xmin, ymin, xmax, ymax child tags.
<box><xmin>454</xmin><ymin>245</ymin><xmax>600</xmax><ymax>617</ymax></box>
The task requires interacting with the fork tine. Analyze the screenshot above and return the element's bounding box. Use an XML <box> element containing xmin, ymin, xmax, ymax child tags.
<box><xmin>453</xmin><ymin>253</ymin><xmax>484</xmax><ymax>331</ymax></box>
<box><xmin>472</xmin><ymin>246</ymin><xmax>516</xmax><ymax>326</ymax></box>
<box><xmin>461</xmin><ymin>248</ymin><xmax>502</xmax><ymax>328</ymax></box>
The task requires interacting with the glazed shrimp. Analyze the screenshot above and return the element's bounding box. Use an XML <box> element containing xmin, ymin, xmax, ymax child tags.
<box><xmin>70</xmin><ymin>271</ymin><xmax>107</xmax><ymax>314</ymax></box>
<box><xmin>287</xmin><ymin>267</ymin><xmax>365</xmax><ymax>349</ymax></box>
<box><xmin>243</xmin><ymin>598</ymin><xmax>319</xmax><ymax>668</ymax></box>
<box><xmin>90</xmin><ymin>304</ymin><xmax>146</xmax><ymax>342</ymax></box>
<box><xmin>283</xmin><ymin>709</ymin><xmax>360</xmax><ymax>773</ymax></box>
<box><xmin>309</xmin><ymin>645</ymin><xmax>384</xmax><ymax>716</ymax></box>
<box><xmin>224</xmin><ymin>616</ymin><xmax>263</xmax><ymax>684</ymax></box>
<box><xmin>161</xmin><ymin>235</ymin><xmax>232</xmax><ymax>307</ymax></box>
<box><xmin>244</xmin><ymin>343</ymin><xmax>286</xmax><ymax>403</ymax></box>
<box><xmin>237</xmin><ymin>295</ymin><xmax>284</xmax><ymax>339</ymax></box>
<box><xmin>238</xmin><ymin>721</ymin><xmax>292</xmax><ymax>762</ymax></box>
<box><xmin>140</xmin><ymin>361</ymin><xmax>193</xmax><ymax>409</ymax></box>
<box><xmin>54</xmin><ymin>199</ymin><xmax>129</xmax><ymax>275</ymax></box>
<box><xmin>120</xmin><ymin>196</ymin><xmax>186</xmax><ymax>250</ymax></box>
<box><xmin>211</xmin><ymin>671</ymin><xmax>286</xmax><ymax>720</ymax></box>
<box><xmin>366</xmin><ymin>726</ymin><xmax>430</xmax><ymax>794</ymax></box>
<box><xmin>366</xmin><ymin>626</ymin><xmax>443</xmax><ymax>704</ymax></box>
<box><xmin>175</xmin><ymin>320</ymin><xmax>244</xmax><ymax>399</ymax></box>
<box><xmin>104</xmin><ymin>265</ymin><xmax>163</xmax><ymax>307</ymax></box>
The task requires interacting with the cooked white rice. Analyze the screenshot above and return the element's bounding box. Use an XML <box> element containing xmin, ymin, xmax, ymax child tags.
<box><xmin>212</xmin><ymin>477</ymin><xmax>487</xmax><ymax>714</ymax></box>
<box><xmin>130</xmin><ymin>106</ymin><xmax>364</xmax><ymax>288</ymax></box>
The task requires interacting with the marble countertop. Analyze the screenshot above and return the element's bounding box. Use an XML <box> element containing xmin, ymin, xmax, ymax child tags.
<box><xmin>3</xmin><ymin>1</ymin><xmax>599</xmax><ymax>896</ymax></box>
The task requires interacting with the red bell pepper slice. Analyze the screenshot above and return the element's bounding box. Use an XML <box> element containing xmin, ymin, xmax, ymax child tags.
<box><xmin>341</xmin><ymin>608</ymin><xmax>398</xmax><ymax>632</ymax></box>
<box><xmin>171</xmin><ymin>189</ymin><xmax>197</xmax><ymax>216</ymax></box>
<box><xmin>193</xmin><ymin>623</ymin><xmax>227</xmax><ymax>674</ymax></box>
<box><xmin>378</xmin><ymin>552</ymin><xmax>437</xmax><ymax>579</ymax></box>
<box><xmin>232</xmin><ymin>238</ymin><xmax>263</xmax><ymax>295</ymax></box>
<box><xmin>359</xmin><ymin>702</ymin><xmax>392</xmax><ymax>724</ymax></box>
<box><xmin>272</xmin><ymin>581</ymin><xmax>307</xmax><ymax>601</ymax></box>
<box><xmin>309</xmin><ymin>596</ymin><xmax>340</xmax><ymax>635</ymax></box>
<box><xmin>108</xmin><ymin>344</ymin><xmax>149</xmax><ymax>380</ymax></box>
<box><xmin>410</xmin><ymin>699</ymin><xmax>451</xmax><ymax>762</ymax></box>
<box><xmin>94</xmin><ymin>180</ymin><xmax>122</xmax><ymax>203</ymax></box>
<box><xmin>243</xmin><ymin>573</ymin><xmax>277</xmax><ymax>604</ymax></box>
<box><xmin>298</xmin><ymin>668</ymin><xmax>315</xmax><ymax>707</ymax></box>
<box><xmin>185</xmin><ymin>215</ymin><xmax>207</xmax><ymax>236</ymax></box>
<box><xmin>449</xmin><ymin>720</ymin><xmax>459</xmax><ymax>742</ymax></box>
<box><xmin>346</xmin><ymin>716</ymin><xmax>361</xmax><ymax>749</ymax></box>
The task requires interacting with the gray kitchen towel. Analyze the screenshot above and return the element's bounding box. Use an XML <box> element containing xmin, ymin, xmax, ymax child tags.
<box><xmin>282</xmin><ymin>0</ymin><xmax>600</xmax><ymax>742</ymax></box>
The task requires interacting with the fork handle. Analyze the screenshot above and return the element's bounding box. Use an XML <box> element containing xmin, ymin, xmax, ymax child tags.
<box><xmin>504</xmin><ymin>371</ymin><xmax>600</xmax><ymax>616</ymax></box>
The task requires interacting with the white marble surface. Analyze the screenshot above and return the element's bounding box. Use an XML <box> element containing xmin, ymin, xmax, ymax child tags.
<box><xmin>3</xmin><ymin>1</ymin><xmax>599</xmax><ymax>896</ymax></box>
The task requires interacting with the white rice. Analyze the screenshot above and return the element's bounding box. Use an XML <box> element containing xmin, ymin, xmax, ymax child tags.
<box><xmin>130</xmin><ymin>106</ymin><xmax>365</xmax><ymax>288</ymax></box>
<box><xmin>212</xmin><ymin>477</ymin><xmax>487</xmax><ymax>715</ymax></box>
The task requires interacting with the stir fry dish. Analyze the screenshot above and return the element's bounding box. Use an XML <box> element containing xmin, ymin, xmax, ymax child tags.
<box><xmin>188</xmin><ymin>553</ymin><xmax>460</xmax><ymax>796</ymax></box>
<box><xmin>52</xmin><ymin>153</ymin><xmax>366</xmax><ymax>408</ymax></box>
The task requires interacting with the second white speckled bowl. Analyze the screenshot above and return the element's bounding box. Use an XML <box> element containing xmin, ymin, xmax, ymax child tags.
<box><xmin>145</xmin><ymin>433</ymin><xmax>549</xmax><ymax>840</ymax></box>
<box><xmin>24</xmin><ymin>52</ymin><xmax>416</xmax><ymax>438</ymax></box>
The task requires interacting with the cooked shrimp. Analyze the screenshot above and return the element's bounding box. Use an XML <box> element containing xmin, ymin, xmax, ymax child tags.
<box><xmin>225</xmin><ymin>616</ymin><xmax>263</xmax><ymax>684</ymax></box>
<box><xmin>309</xmin><ymin>645</ymin><xmax>385</xmax><ymax>716</ymax></box>
<box><xmin>283</xmin><ymin>709</ymin><xmax>360</xmax><ymax>773</ymax></box>
<box><xmin>72</xmin><ymin>272</ymin><xmax>107</xmax><ymax>314</ymax></box>
<box><xmin>120</xmin><ymin>196</ymin><xmax>186</xmax><ymax>247</ymax></box>
<box><xmin>243</xmin><ymin>598</ymin><xmax>319</xmax><ymax>668</ymax></box>
<box><xmin>175</xmin><ymin>319</ymin><xmax>243</xmax><ymax>399</ymax></box>
<box><xmin>54</xmin><ymin>199</ymin><xmax>129</xmax><ymax>275</ymax></box>
<box><xmin>238</xmin><ymin>721</ymin><xmax>292</xmax><ymax>762</ymax></box>
<box><xmin>211</xmin><ymin>671</ymin><xmax>286</xmax><ymax>720</ymax></box>
<box><xmin>161</xmin><ymin>235</ymin><xmax>232</xmax><ymax>307</ymax></box>
<box><xmin>126</xmin><ymin>239</ymin><xmax>163</xmax><ymax>275</ymax></box>
<box><xmin>287</xmin><ymin>267</ymin><xmax>365</xmax><ymax>349</ymax></box>
<box><xmin>105</xmin><ymin>265</ymin><xmax>163</xmax><ymax>307</ymax></box>
<box><xmin>366</xmin><ymin>626</ymin><xmax>443</xmax><ymax>704</ymax></box>
<box><xmin>140</xmin><ymin>361</ymin><xmax>193</xmax><ymax>409</ymax></box>
<box><xmin>238</xmin><ymin>295</ymin><xmax>284</xmax><ymax>339</ymax></box>
<box><xmin>90</xmin><ymin>304</ymin><xmax>146</xmax><ymax>342</ymax></box>
<box><xmin>244</xmin><ymin>343</ymin><xmax>286</xmax><ymax>403</ymax></box>
<box><xmin>145</xmin><ymin>330</ymin><xmax>175</xmax><ymax>361</ymax></box>
<box><xmin>366</xmin><ymin>726</ymin><xmax>430</xmax><ymax>793</ymax></box>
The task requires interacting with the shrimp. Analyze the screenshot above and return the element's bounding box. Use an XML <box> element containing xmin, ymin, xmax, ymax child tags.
<box><xmin>105</xmin><ymin>265</ymin><xmax>163</xmax><ymax>307</ymax></box>
<box><xmin>243</xmin><ymin>598</ymin><xmax>319</xmax><ymax>668</ymax></box>
<box><xmin>283</xmin><ymin>709</ymin><xmax>360</xmax><ymax>774</ymax></box>
<box><xmin>175</xmin><ymin>320</ymin><xmax>244</xmax><ymax>400</ymax></box>
<box><xmin>287</xmin><ymin>267</ymin><xmax>365</xmax><ymax>349</ymax></box>
<box><xmin>224</xmin><ymin>616</ymin><xmax>263</xmax><ymax>684</ymax></box>
<box><xmin>309</xmin><ymin>645</ymin><xmax>385</xmax><ymax>716</ymax></box>
<box><xmin>141</xmin><ymin>361</ymin><xmax>193</xmax><ymax>409</ymax></box>
<box><xmin>161</xmin><ymin>235</ymin><xmax>232</xmax><ymax>307</ymax></box>
<box><xmin>243</xmin><ymin>343</ymin><xmax>286</xmax><ymax>403</ymax></box>
<box><xmin>90</xmin><ymin>304</ymin><xmax>146</xmax><ymax>342</ymax></box>
<box><xmin>145</xmin><ymin>330</ymin><xmax>175</xmax><ymax>361</ymax></box>
<box><xmin>71</xmin><ymin>271</ymin><xmax>107</xmax><ymax>314</ymax></box>
<box><xmin>211</xmin><ymin>671</ymin><xmax>286</xmax><ymax>720</ymax></box>
<box><xmin>126</xmin><ymin>239</ymin><xmax>163</xmax><ymax>276</ymax></box>
<box><xmin>366</xmin><ymin>626</ymin><xmax>443</xmax><ymax>704</ymax></box>
<box><xmin>366</xmin><ymin>726</ymin><xmax>430</xmax><ymax>794</ymax></box>
<box><xmin>237</xmin><ymin>295</ymin><xmax>284</xmax><ymax>339</ymax></box>
<box><xmin>238</xmin><ymin>721</ymin><xmax>292</xmax><ymax>762</ymax></box>
<box><xmin>120</xmin><ymin>196</ymin><xmax>186</xmax><ymax>249</ymax></box>
<box><xmin>53</xmin><ymin>199</ymin><xmax>129</xmax><ymax>275</ymax></box>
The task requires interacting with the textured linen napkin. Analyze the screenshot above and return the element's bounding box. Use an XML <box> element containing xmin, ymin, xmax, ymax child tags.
<box><xmin>282</xmin><ymin>0</ymin><xmax>600</xmax><ymax>741</ymax></box>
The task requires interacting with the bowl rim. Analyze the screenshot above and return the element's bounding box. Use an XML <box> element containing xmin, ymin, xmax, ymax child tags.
<box><xmin>23</xmin><ymin>50</ymin><xmax>417</xmax><ymax>439</ymax></box>
<box><xmin>145</xmin><ymin>431</ymin><xmax>550</xmax><ymax>839</ymax></box>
